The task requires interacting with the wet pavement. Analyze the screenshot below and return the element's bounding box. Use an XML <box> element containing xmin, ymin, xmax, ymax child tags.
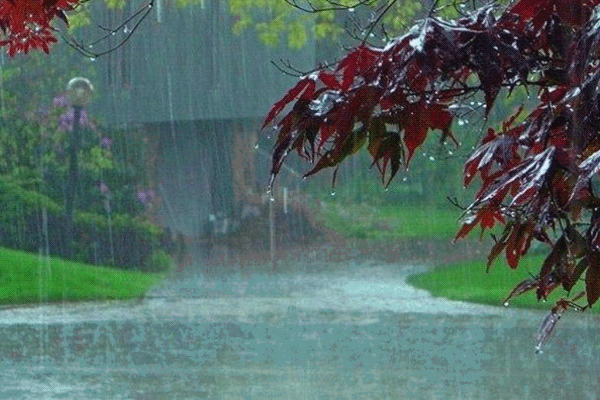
<box><xmin>0</xmin><ymin>243</ymin><xmax>599</xmax><ymax>399</ymax></box>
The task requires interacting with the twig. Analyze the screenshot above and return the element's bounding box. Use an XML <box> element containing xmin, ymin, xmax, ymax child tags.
<box><xmin>361</xmin><ymin>0</ymin><xmax>397</xmax><ymax>45</ymax></box>
<box><xmin>62</xmin><ymin>0</ymin><xmax>154</xmax><ymax>58</ymax></box>
<box><xmin>447</xmin><ymin>196</ymin><xmax>468</xmax><ymax>211</ymax></box>
<box><xmin>282</xmin><ymin>0</ymin><xmax>377</xmax><ymax>13</ymax></box>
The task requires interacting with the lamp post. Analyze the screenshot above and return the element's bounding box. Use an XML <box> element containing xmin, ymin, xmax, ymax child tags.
<box><xmin>64</xmin><ymin>77</ymin><xmax>93</xmax><ymax>258</ymax></box>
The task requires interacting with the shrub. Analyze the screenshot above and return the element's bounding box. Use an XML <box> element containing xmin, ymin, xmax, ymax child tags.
<box><xmin>143</xmin><ymin>249</ymin><xmax>174</xmax><ymax>273</ymax></box>
<box><xmin>74</xmin><ymin>211</ymin><xmax>172</xmax><ymax>271</ymax></box>
<box><xmin>0</xmin><ymin>177</ymin><xmax>173</xmax><ymax>272</ymax></box>
<box><xmin>0</xmin><ymin>177</ymin><xmax>61</xmax><ymax>252</ymax></box>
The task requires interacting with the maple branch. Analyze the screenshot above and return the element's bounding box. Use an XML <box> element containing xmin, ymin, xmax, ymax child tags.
<box><xmin>270</xmin><ymin>60</ymin><xmax>304</xmax><ymax>77</ymax></box>
<box><xmin>271</xmin><ymin>58</ymin><xmax>340</xmax><ymax>78</ymax></box>
<box><xmin>427</xmin><ymin>0</ymin><xmax>440</xmax><ymax>18</ymax></box>
<box><xmin>452</xmin><ymin>0</ymin><xmax>471</xmax><ymax>17</ymax></box>
<box><xmin>264</xmin><ymin>0</ymin><xmax>600</xmax><ymax>324</ymax></box>
<box><xmin>447</xmin><ymin>196</ymin><xmax>468</xmax><ymax>211</ymax></box>
<box><xmin>361</xmin><ymin>0</ymin><xmax>397</xmax><ymax>45</ymax></box>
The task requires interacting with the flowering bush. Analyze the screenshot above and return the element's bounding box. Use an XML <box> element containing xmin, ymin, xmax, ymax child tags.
<box><xmin>0</xmin><ymin>90</ymin><xmax>168</xmax><ymax>270</ymax></box>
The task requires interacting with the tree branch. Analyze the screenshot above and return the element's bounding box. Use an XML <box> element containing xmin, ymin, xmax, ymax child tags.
<box><xmin>62</xmin><ymin>0</ymin><xmax>154</xmax><ymax>59</ymax></box>
<box><xmin>282</xmin><ymin>0</ymin><xmax>379</xmax><ymax>13</ymax></box>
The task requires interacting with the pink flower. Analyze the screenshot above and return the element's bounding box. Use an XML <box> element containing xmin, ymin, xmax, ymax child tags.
<box><xmin>99</xmin><ymin>182</ymin><xmax>110</xmax><ymax>195</ymax></box>
<box><xmin>100</xmin><ymin>137</ymin><xmax>112</xmax><ymax>149</ymax></box>
<box><xmin>57</xmin><ymin>108</ymin><xmax>89</xmax><ymax>131</ymax></box>
<box><xmin>137</xmin><ymin>189</ymin><xmax>156</xmax><ymax>205</ymax></box>
<box><xmin>52</xmin><ymin>95</ymin><xmax>69</xmax><ymax>108</ymax></box>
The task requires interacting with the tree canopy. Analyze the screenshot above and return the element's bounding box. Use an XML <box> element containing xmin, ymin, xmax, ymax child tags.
<box><xmin>264</xmin><ymin>0</ymin><xmax>600</xmax><ymax>350</ymax></box>
<box><xmin>229</xmin><ymin>0</ymin><xmax>425</xmax><ymax>49</ymax></box>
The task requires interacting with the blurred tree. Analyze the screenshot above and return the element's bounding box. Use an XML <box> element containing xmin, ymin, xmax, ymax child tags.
<box><xmin>226</xmin><ymin>1</ymin><xmax>517</xmax><ymax>50</ymax></box>
<box><xmin>228</xmin><ymin>0</ymin><xmax>431</xmax><ymax>49</ymax></box>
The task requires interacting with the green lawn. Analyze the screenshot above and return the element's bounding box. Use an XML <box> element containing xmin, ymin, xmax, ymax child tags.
<box><xmin>406</xmin><ymin>255</ymin><xmax>591</xmax><ymax>311</ymax></box>
<box><xmin>313</xmin><ymin>200</ymin><xmax>586</xmax><ymax>310</ymax></box>
<box><xmin>316</xmin><ymin>202</ymin><xmax>461</xmax><ymax>240</ymax></box>
<box><xmin>0</xmin><ymin>247</ymin><xmax>165</xmax><ymax>306</ymax></box>
<box><xmin>313</xmin><ymin>199</ymin><xmax>592</xmax><ymax>311</ymax></box>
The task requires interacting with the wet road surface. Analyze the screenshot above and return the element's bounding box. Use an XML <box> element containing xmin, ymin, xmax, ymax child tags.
<box><xmin>0</xmin><ymin>246</ymin><xmax>599</xmax><ymax>399</ymax></box>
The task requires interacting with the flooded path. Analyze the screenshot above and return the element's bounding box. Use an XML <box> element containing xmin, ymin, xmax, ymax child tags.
<box><xmin>1</xmin><ymin>242</ymin><xmax>599</xmax><ymax>399</ymax></box>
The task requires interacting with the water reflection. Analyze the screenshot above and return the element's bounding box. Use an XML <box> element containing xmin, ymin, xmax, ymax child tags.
<box><xmin>0</xmin><ymin>242</ymin><xmax>598</xmax><ymax>399</ymax></box>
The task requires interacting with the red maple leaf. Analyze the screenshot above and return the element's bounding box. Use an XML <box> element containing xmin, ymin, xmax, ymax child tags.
<box><xmin>0</xmin><ymin>0</ymin><xmax>79</xmax><ymax>55</ymax></box>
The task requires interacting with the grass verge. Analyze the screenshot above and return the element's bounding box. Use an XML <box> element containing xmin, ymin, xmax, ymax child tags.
<box><xmin>312</xmin><ymin>199</ymin><xmax>591</xmax><ymax>311</ymax></box>
<box><xmin>0</xmin><ymin>247</ymin><xmax>165</xmax><ymax>306</ymax></box>
<box><xmin>314</xmin><ymin>201</ymin><xmax>461</xmax><ymax>240</ymax></box>
<box><xmin>406</xmin><ymin>255</ymin><xmax>593</xmax><ymax>311</ymax></box>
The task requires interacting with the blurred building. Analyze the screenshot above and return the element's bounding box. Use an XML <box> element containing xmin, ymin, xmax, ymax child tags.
<box><xmin>90</xmin><ymin>1</ymin><xmax>317</xmax><ymax>237</ymax></box>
